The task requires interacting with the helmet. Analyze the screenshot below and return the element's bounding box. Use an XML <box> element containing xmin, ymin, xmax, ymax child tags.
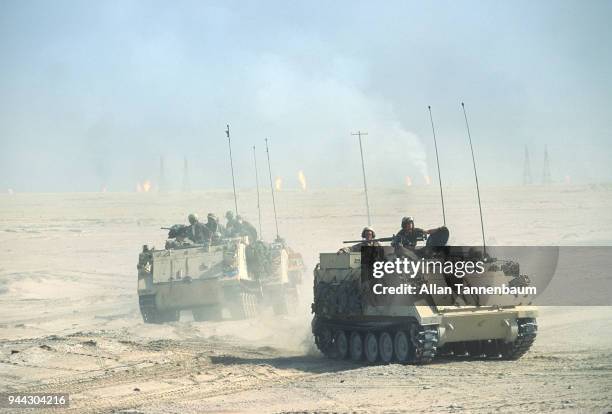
<box><xmin>207</xmin><ymin>213</ymin><xmax>218</xmax><ymax>222</ymax></box>
<box><xmin>188</xmin><ymin>213</ymin><xmax>198</xmax><ymax>224</ymax></box>
<box><xmin>361</xmin><ymin>226</ymin><xmax>376</xmax><ymax>238</ymax></box>
<box><xmin>225</xmin><ymin>211</ymin><xmax>234</xmax><ymax>220</ymax></box>
<box><xmin>401</xmin><ymin>216</ymin><xmax>414</xmax><ymax>226</ymax></box>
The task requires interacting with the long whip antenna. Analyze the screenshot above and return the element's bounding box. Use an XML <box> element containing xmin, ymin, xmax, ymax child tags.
<box><xmin>226</xmin><ymin>124</ymin><xmax>238</xmax><ymax>216</ymax></box>
<box><xmin>252</xmin><ymin>145</ymin><xmax>263</xmax><ymax>239</ymax></box>
<box><xmin>461</xmin><ymin>102</ymin><xmax>486</xmax><ymax>255</ymax></box>
<box><xmin>352</xmin><ymin>131</ymin><xmax>371</xmax><ymax>226</ymax></box>
<box><xmin>265</xmin><ymin>138</ymin><xmax>280</xmax><ymax>240</ymax></box>
<box><xmin>428</xmin><ymin>105</ymin><xmax>446</xmax><ymax>226</ymax></box>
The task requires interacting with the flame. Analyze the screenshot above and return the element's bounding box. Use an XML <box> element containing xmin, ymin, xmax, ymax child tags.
<box><xmin>275</xmin><ymin>177</ymin><xmax>282</xmax><ymax>191</ymax></box>
<box><xmin>136</xmin><ymin>180</ymin><xmax>152</xmax><ymax>193</ymax></box>
<box><xmin>298</xmin><ymin>170</ymin><xmax>307</xmax><ymax>191</ymax></box>
<box><xmin>424</xmin><ymin>175</ymin><xmax>432</xmax><ymax>185</ymax></box>
<box><xmin>405</xmin><ymin>176</ymin><xmax>412</xmax><ymax>187</ymax></box>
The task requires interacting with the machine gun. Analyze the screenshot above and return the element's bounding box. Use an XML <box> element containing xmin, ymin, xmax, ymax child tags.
<box><xmin>161</xmin><ymin>224</ymin><xmax>189</xmax><ymax>239</ymax></box>
<box><xmin>343</xmin><ymin>227</ymin><xmax>448</xmax><ymax>246</ymax></box>
<box><xmin>342</xmin><ymin>236</ymin><xmax>395</xmax><ymax>244</ymax></box>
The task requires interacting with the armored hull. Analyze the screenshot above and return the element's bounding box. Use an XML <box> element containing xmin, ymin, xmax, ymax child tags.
<box><xmin>137</xmin><ymin>236</ymin><xmax>304</xmax><ymax>323</ymax></box>
<box><xmin>311</xmin><ymin>249</ymin><xmax>538</xmax><ymax>364</ymax></box>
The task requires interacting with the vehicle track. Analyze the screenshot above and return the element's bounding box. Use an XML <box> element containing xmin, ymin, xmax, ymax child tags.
<box><xmin>2</xmin><ymin>333</ymin><xmax>341</xmax><ymax>413</ymax></box>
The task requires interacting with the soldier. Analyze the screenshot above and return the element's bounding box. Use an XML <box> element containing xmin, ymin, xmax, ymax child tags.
<box><xmin>232</xmin><ymin>215</ymin><xmax>258</xmax><ymax>243</ymax></box>
<box><xmin>338</xmin><ymin>226</ymin><xmax>380</xmax><ymax>254</ymax></box>
<box><xmin>186</xmin><ymin>213</ymin><xmax>212</xmax><ymax>245</ymax></box>
<box><xmin>391</xmin><ymin>216</ymin><xmax>445</xmax><ymax>249</ymax></box>
<box><xmin>206</xmin><ymin>213</ymin><xmax>225</xmax><ymax>244</ymax></box>
<box><xmin>225</xmin><ymin>210</ymin><xmax>237</xmax><ymax>236</ymax></box>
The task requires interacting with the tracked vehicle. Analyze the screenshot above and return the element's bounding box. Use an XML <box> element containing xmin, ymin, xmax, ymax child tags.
<box><xmin>312</xmin><ymin>103</ymin><xmax>539</xmax><ymax>364</ymax></box>
<box><xmin>137</xmin><ymin>234</ymin><xmax>304</xmax><ymax>324</ymax></box>
<box><xmin>311</xmin><ymin>243</ymin><xmax>538</xmax><ymax>364</ymax></box>
<box><xmin>246</xmin><ymin>239</ymin><xmax>305</xmax><ymax>315</ymax></box>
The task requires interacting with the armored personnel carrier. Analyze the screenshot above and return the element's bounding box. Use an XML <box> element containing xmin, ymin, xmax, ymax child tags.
<box><xmin>137</xmin><ymin>230</ymin><xmax>304</xmax><ymax>324</ymax></box>
<box><xmin>311</xmin><ymin>241</ymin><xmax>538</xmax><ymax>364</ymax></box>
<box><xmin>248</xmin><ymin>239</ymin><xmax>305</xmax><ymax>315</ymax></box>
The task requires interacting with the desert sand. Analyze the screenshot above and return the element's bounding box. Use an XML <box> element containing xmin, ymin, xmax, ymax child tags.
<box><xmin>1</xmin><ymin>185</ymin><xmax>611</xmax><ymax>413</ymax></box>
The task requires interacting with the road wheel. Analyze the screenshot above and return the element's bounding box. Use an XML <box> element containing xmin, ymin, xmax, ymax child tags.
<box><xmin>334</xmin><ymin>330</ymin><xmax>348</xmax><ymax>359</ymax></box>
<box><xmin>349</xmin><ymin>331</ymin><xmax>363</xmax><ymax>361</ymax></box>
<box><xmin>379</xmin><ymin>332</ymin><xmax>394</xmax><ymax>364</ymax></box>
<box><xmin>394</xmin><ymin>331</ymin><xmax>410</xmax><ymax>363</ymax></box>
<box><xmin>364</xmin><ymin>332</ymin><xmax>379</xmax><ymax>363</ymax></box>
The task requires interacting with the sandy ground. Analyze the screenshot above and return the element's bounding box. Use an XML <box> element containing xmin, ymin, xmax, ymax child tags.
<box><xmin>1</xmin><ymin>185</ymin><xmax>612</xmax><ymax>413</ymax></box>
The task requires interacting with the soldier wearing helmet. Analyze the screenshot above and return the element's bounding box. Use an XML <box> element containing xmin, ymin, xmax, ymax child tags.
<box><xmin>225</xmin><ymin>210</ymin><xmax>237</xmax><ymax>236</ymax></box>
<box><xmin>338</xmin><ymin>226</ymin><xmax>380</xmax><ymax>254</ymax></box>
<box><xmin>231</xmin><ymin>214</ymin><xmax>258</xmax><ymax>243</ymax></box>
<box><xmin>186</xmin><ymin>213</ymin><xmax>212</xmax><ymax>245</ymax></box>
<box><xmin>164</xmin><ymin>224</ymin><xmax>194</xmax><ymax>249</ymax></box>
<box><xmin>391</xmin><ymin>216</ymin><xmax>444</xmax><ymax>249</ymax></box>
<box><xmin>206</xmin><ymin>213</ymin><xmax>225</xmax><ymax>244</ymax></box>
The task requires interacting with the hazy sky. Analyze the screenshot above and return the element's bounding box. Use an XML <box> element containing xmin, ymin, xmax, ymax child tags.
<box><xmin>0</xmin><ymin>0</ymin><xmax>610</xmax><ymax>191</ymax></box>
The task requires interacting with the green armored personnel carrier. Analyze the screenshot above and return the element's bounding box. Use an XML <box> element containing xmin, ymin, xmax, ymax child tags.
<box><xmin>311</xmin><ymin>244</ymin><xmax>538</xmax><ymax>364</ymax></box>
<box><xmin>137</xmin><ymin>231</ymin><xmax>305</xmax><ymax>324</ymax></box>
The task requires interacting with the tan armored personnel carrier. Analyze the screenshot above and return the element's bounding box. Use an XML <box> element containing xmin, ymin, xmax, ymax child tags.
<box><xmin>310</xmin><ymin>103</ymin><xmax>538</xmax><ymax>363</ymax></box>
<box><xmin>137</xmin><ymin>232</ymin><xmax>305</xmax><ymax>323</ymax></box>
<box><xmin>251</xmin><ymin>240</ymin><xmax>305</xmax><ymax>315</ymax></box>
<box><xmin>311</xmin><ymin>244</ymin><xmax>538</xmax><ymax>364</ymax></box>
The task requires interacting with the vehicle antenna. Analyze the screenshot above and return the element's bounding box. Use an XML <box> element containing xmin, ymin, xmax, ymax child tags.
<box><xmin>252</xmin><ymin>145</ymin><xmax>263</xmax><ymax>239</ymax></box>
<box><xmin>461</xmin><ymin>102</ymin><xmax>486</xmax><ymax>256</ymax></box>
<box><xmin>352</xmin><ymin>131</ymin><xmax>371</xmax><ymax>226</ymax></box>
<box><xmin>225</xmin><ymin>124</ymin><xmax>238</xmax><ymax>216</ymax></box>
<box><xmin>264</xmin><ymin>138</ymin><xmax>280</xmax><ymax>240</ymax></box>
<box><xmin>428</xmin><ymin>105</ymin><xmax>446</xmax><ymax>226</ymax></box>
